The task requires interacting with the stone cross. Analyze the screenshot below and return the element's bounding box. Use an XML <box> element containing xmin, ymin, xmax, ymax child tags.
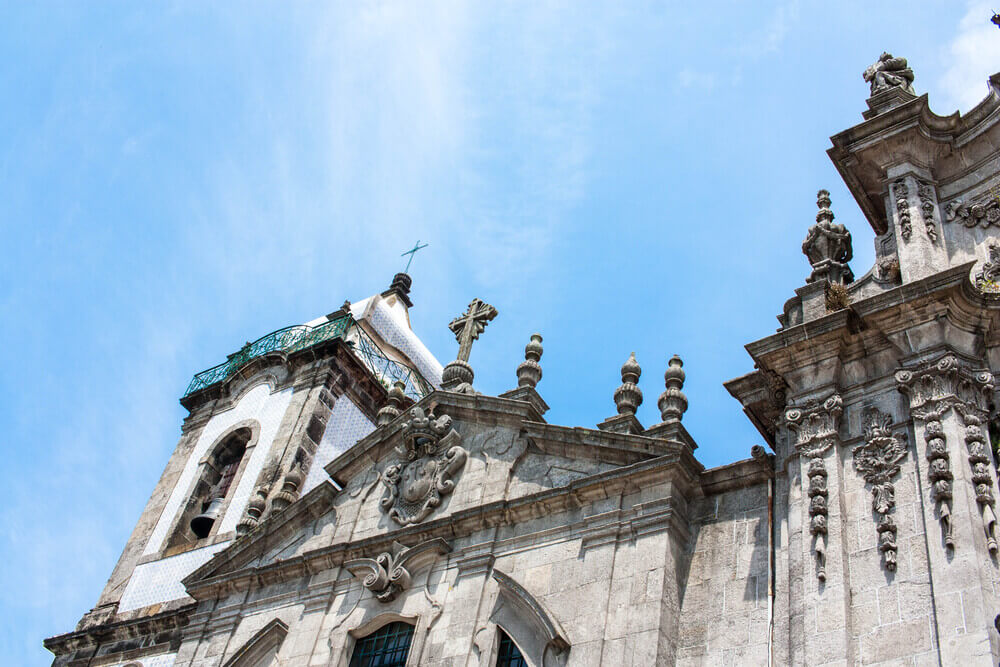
<box><xmin>448</xmin><ymin>299</ymin><xmax>497</xmax><ymax>362</ymax></box>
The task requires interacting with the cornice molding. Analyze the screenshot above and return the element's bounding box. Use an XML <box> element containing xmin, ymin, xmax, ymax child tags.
<box><xmin>182</xmin><ymin>452</ymin><xmax>697</xmax><ymax>601</ymax></box>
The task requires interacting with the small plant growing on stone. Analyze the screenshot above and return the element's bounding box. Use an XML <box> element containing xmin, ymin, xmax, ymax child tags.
<box><xmin>825</xmin><ymin>283</ymin><xmax>851</xmax><ymax>312</ymax></box>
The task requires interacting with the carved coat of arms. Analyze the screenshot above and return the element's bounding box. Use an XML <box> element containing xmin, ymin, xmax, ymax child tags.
<box><xmin>379</xmin><ymin>407</ymin><xmax>467</xmax><ymax>526</ymax></box>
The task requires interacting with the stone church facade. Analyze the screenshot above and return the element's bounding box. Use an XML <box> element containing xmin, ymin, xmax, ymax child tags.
<box><xmin>45</xmin><ymin>59</ymin><xmax>1000</xmax><ymax>665</ymax></box>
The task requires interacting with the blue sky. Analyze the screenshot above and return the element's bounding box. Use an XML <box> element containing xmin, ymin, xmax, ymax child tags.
<box><xmin>2</xmin><ymin>2</ymin><xmax>998</xmax><ymax>664</ymax></box>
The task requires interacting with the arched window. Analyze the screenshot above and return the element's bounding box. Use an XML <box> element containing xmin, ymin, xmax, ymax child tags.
<box><xmin>496</xmin><ymin>629</ymin><xmax>527</xmax><ymax>667</ymax></box>
<box><xmin>348</xmin><ymin>621</ymin><xmax>414</xmax><ymax>667</ymax></box>
<box><xmin>167</xmin><ymin>426</ymin><xmax>253</xmax><ymax>549</ymax></box>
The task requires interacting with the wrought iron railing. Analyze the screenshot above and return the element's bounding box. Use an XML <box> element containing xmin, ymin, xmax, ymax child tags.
<box><xmin>349</xmin><ymin>324</ymin><xmax>434</xmax><ymax>400</ymax></box>
<box><xmin>183</xmin><ymin>314</ymin><xmax>431</xmax><ymax>401</ymax></box>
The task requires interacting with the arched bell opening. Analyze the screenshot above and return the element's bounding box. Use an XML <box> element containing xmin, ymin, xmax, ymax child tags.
<box><xmin>166</xmin><ymin>424</ymin><xmax>255</xmax><ymax>550</ymax></box>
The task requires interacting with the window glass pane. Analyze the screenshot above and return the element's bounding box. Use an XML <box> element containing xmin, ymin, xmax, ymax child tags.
<box><xmin>348</xmin><ymin>622</ymin><xmax>414</xmax><ymax>667</ymax></box>
<box><xmin>496</xmin><ymin>629</ymin><xmax>527</xmax><ymax>667</ymax></box>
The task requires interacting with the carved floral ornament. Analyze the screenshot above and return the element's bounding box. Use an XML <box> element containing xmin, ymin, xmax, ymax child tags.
<box><xmin>853</xmin><ymin>409</ymin><xmax>907</xmax><ymax>572</ymax></box>
<box><xmin>379</xmin><ymin>407</ymin><xmax>468</xmax><ymax>526</ymax></box>
<box><xmin>945</xmin><ymin>190</ymin><xmax>1000</xmax><ymax>229</ymax></box>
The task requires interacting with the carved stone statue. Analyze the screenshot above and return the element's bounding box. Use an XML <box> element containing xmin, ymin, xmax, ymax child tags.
<box><xmin>863</xmin><ymin>52</ymin><xmax>915</xmax><ymax>96</ymax></box>
<box><xmin>802</xmin><ymin>190</ymin><xmax>853</xmax><ymax>284</ymax></box>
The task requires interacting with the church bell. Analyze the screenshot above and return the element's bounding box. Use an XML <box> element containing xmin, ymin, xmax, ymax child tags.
<box><xmin>190</xmin><ymin>497</ymin><xmax>224</xmax><ymax>539</ymax></box>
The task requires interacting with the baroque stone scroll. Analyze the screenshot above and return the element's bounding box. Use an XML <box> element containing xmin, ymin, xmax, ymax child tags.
<box><xmin>785</xmin><ymin>394</ymin><xmax>843</xmax><ymax>581</ymax></box>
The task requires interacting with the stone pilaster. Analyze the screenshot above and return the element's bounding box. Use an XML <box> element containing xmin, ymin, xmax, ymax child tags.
<box><xmin>896</xmin><ymin>354</ymin><xmax>1000</xmax><ymax>664</ymax></box>
<box><xmin>886</xmin><ymin>166</ymin><xmax>949</xmax><ymax>283</ymax></box>
<box><xmin>783</xmin><ymin>393</ymin><xmax>853</xmax><ymax>665</ymax></box>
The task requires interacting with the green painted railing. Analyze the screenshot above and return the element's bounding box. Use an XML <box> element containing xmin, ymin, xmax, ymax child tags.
<box><xmin>183</xmin><ymin>314</ymin><xmax>432</xmax><ymax>401</ymax></box>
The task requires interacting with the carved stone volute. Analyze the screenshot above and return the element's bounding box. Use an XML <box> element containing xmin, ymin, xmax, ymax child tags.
<box><xmin>784</xmin><ymin>393</ymin><xmax>843</xmax><ymax>458</ymax></box>
<box><xmin>344</xmin><ymin>538</ymin><xmax>450</xmax><ymax>603</ymax></box>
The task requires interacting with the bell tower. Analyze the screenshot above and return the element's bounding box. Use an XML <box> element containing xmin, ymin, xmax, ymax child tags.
<box><xmin>46</xmin><ymin>274</ymin><xmax>441</xmax><ymax>661</ymax></box>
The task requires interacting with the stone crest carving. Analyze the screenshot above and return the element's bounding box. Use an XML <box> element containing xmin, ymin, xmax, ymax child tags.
<box><xmin>892</xmin><ymin>180</ymin><xmax>912</xmax><ymax>242</ymax></box>
<box><xmin>802</xmin><ymin>190</ymin><xmax>853</xmax><ymax>284</ymax></box>
<box><xmin>853</xmin><ymin>409</ymin><xmax>907</xmax><ymax>572</ymax></box>
<box><xmin>380</xmin><ymin>407</ymin><xmax>467</xmax><ymax>526</ymax></box>
<box><xmin>344</xmin><ymin>538</ymin><xmax>450</xmax><ymax>602</ymax></box>
<box><xmin>785</xmin><ymin>393</ymin><xmax>842</xmax><ymax>580</ymax></box>
<box><xmin>863</xmin><ymin>52</ymin><xmax>915</xmax><ymax>96</ymax></box>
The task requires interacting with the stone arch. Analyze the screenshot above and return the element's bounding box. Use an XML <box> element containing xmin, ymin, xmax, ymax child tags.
<box><xmin>332</xmin><ymin>611</ymin><xmax>424</xmax><ymax>667</ymax></box>
<box><xmin>226</xmin><ymin>367</ymin><xmax>287</xmax><ymax>406</ymax></box>
<box><xmin>165</xmin><ymin>420</ymin><xmax>260</xmax><ymax>550</ymax></box>
<box><xmin>222</xmin><ymin>618</ymin><xmax>288</xmax><ymax>667</ymax></box>
<box><xmin>476</xmin><ymin>569</ymin><xmax>569</xmax><ymax>667</ymax></box>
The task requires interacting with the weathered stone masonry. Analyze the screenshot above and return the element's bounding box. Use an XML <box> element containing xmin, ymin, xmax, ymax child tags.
<box><xmin>45</xmin><ymin>59</ymin><xmax>1000</xmax><ymax>666</ymax></box>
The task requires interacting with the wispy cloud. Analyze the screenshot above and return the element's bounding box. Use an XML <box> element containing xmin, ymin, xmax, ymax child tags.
<box><xmin>741</xmin><ymin>0</ymin><xmax>800</xmax><ymax>58</ymax></box>
<box><xmin>939</xmin><ymin>2</ymin><xmax>1000</xmax><ymax>113</ymax></box>
<box><xmin>677</xmin><ymin>67</ymin><xmax>717</xmax><ymax>91</ymax></box>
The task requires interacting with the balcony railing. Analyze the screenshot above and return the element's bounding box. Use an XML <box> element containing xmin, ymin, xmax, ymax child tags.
<box><xmin>183</xmin><ymin>314</ymin><xmax>432</xmax><ymax>402</ymax></box>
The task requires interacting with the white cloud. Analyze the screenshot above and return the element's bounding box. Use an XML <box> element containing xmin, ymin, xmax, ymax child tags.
<box><xmin>939</xmin><ymin>2</ymin><xmax>1000</xmax><ymax>113</ymax></box>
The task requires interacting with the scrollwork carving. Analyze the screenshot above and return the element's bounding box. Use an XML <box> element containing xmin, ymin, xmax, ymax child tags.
<box><xmin>344</xmin><ymin>538</ymin><xmax>450</xmax><ymax>603</ymax></box>
<box><xmin>853</xmin><ymin>409</ymin><xmax>907</xmax><ymax>572</ymax></box>
<box><xmin>379</xmin><ymin>407</ymin><xmax>468</xmax><ymax>526</ymax></box>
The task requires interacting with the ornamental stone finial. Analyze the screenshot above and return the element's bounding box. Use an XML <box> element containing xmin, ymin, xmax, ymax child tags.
<box><xmin>269</xmin><ymin>460</ymin><xmax>303</xmax><ymax>513</ymax></box>
<box><xmin>614</xmin><ymin>352</ymin><xmax>643</xmax><ymax>416</ymax></box>
<box><xmin>863</xmin><ymin>52</ymin><xmax>915</xmax><ymax>97</ymax></box>
<box><xmin>441</xmin><ymin>298</ymin><xmax>498</xmax><ymax>394</ymax></box>
<box><xmin>377</xmin><ymin>381</ymin><xmax>407</xmax><ymax>427</ymax></box>
<box><xmin>657</xmin><ymin>355</ymin><xmax>688</xmax><ymax>424</ymax></box>
<box><xmin>236</xmin><ymin>485</ymin><xmax>269</xmax><ymax>536</ymax></box>
<box><xmin>802</xmin><ymin>190</ymin><xmax>854</xmax><ymax>284</ymax></box>
<box><xmin>516</xmin><ymin>333</ymin><xmax>543</xmax><ymax>389</ymax></box>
